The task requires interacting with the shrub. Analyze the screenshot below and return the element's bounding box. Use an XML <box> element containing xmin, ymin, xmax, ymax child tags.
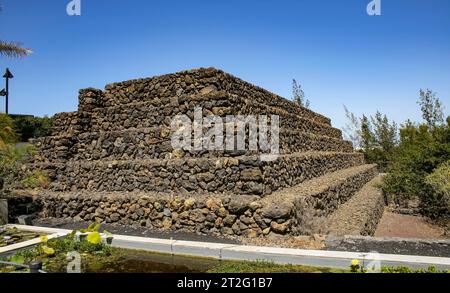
<box><xmin>0</xmin><ymin>116</ymin><xmax>48</xmax><ymax>191</ymax></box>
<box><xmin>426</xmin><ymin>161</ymin><xmax>450</xmax><ymax>196</ymax></box>
<box><xmin>424</xmin><ymin>161</ymin><xmax>450</xmax><ymax>218</ymax></box>
<box><xmin>12</xmin><ymin>115</ymin><xmax>53</xmax><ymax>142</ymax></box>
<box><xmin>0</xmin><ymin>143</ymin><xmax>36</xmax><ymax>190</ymax></box>
<box><xmin>0</xmin><ymin>114</ymin><xmax>16</xmax><ymax>146</ymax></box>
<box><xmin>382</xmin><ymin>121</ymin><xmax>450</xmax><ymax>218</ymax></box>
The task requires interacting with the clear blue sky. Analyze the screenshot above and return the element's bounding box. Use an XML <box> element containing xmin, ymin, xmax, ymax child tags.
<box><xmin>0</xmin><ymin>0</ymin><xmax>449</xmax><ymax>130</ymax></box>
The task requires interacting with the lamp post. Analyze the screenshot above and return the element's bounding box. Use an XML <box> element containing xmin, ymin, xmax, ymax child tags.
<box><xmin>2</xmin><ymin>68</ymin><xmax>14</xmax><ymax>115</ymax></box>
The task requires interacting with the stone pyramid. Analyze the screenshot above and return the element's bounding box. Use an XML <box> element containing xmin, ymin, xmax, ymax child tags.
<box><xmin>29</xmin><ymin>68</ymin><xmax>384</xmax><ymax>237</ymax></box>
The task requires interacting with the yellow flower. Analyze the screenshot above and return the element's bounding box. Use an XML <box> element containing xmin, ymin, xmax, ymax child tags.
<box><xmin>39</xmin><ymin>235</ymin><xmax>48</xmax><ymax>243</ymax></box>
<box><xmin>351</xmin><ymin>259</ymin><xmax>360</xmax><ymax>266</ymax></box>
<box><xmin>86</xmin><ymin>231</ymin><xmax>102</xmax><ymax>245</ymax></box>
<box><xmin>42</xmin><ymin>245</ymin><xmax>55</xmax><ymax>256</ymax></box>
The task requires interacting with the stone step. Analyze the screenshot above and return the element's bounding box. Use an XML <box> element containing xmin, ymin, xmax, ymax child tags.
<box><xmin>90</xmin><ymin>67</ymin><xmax>331</xmax><ymax>125</ymax></box>
<box><xmin>32</xmin><ymin>165</ymin><xmax>378</xmax><ymax>237</ymax></box>
<box><xmin>30</xmin><ymin>151</ymin><xmax>365</xmax><ymax>196</ymax></box>
<box><xmin>51</xmin><ymin>91</ymin><xmax>342</xmax><ymax>139</ymax></box>
<box><xmin>32</xmin><ymin>126</ymin><xmax>353</xmax><ymax>163</ymax></box>
<box><xmin>324</xmin><ymin>176</ymin><xmax>385</xmax><ymax>236</ymax></box>
<box><xmin>32</xmin><ymin>190</ymin><xmax>272</xmax><ymax>236</ymax></box>
<box><xmin>258</xmin><ymin>164</ymin><xmax>378</xmax><ymax>235</ymax></box>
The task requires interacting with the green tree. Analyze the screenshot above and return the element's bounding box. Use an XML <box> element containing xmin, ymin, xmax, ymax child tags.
<box><xmin>343</xmin><ymin>105</ymin><xmax>361</xmax><ymax>147</ymax></box>
<box><xmin>344</xmin><ymin>90</ymin><xmax>448</xmax><ymax>218</ymax></box>
<box><xmin>12</xmin><ymin>116</ymin><xmax>53</xmax><ymax>142</ymax></box>
<box><xmin>292</xmin><ymin>79</ymin><xmax>310</xmax><ymax>108</ymax></box>
<box><xmin>418</xmin><ymin>89</ymin><xmax>444</xmax><ymax>128</ymax></box>
<box><xmin>362</xmin><ymin>112</ymin><xmax>398</xmax><ymax>171</ymax></box>
<box><xmin>371</xmin><ymin>111</ymin><xmax>398</xmax><ymax>153</ymax></box>
<box><xmin>360</xmin><ymin>114</ymin><xmax>373</xmax><ymax>150</ymax></box>
<box><xmin>343</xmin><ymin>108</ymin><xmax>398</xmax><ymax>171</ymax></box>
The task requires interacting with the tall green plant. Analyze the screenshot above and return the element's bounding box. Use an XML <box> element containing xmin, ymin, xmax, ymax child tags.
<box><xmin>292</xmin><ymin>79</ymin><xmax>310</xmax><ymax>108</ymax></box>
<box><xmin>343</xmin><ymin>108</ymin><xmax>398</xmax><ymax>171</ymax></box>
<box><xmin>418</xmin><ymin>89</ymin><xmax>444</xmax><ymax>129</ymax></box>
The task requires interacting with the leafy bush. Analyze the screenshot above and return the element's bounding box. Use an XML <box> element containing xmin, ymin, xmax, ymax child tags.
<box><xmin>0</xmin><ymin>115</ymin><xmax>48</xmax><ymax>191</ymax></box>
<box><xmin>0</xmin><ymin>143</ymin><xmax>50</xmax><ymax>191</ymax></box>
<box><xmin>423</xmin><ymin>161</ymin><xmax>450</xmax><ymax>218</ymax></box>
<box><xmin>0</xmin><ymin>114</ymin><xmax>16</xmax><ymax>146</ymax></box>
<box><xmin>12</xmin><ymin>115</ymin><xmax>53</xmax><ymax>142</ymax></box>
<box><xmin>382</xmin><ymin>121</ymin><xmax>450</xmax><ymax>218</ymax></box>
<box><xmin>0</xmin><ymin>144</ymin><xmax>35</xmax><ymax>190</ymax></box>
<box><xmin>426</xmin><ymin>161</ymin><xmax>450</xmax><ymax>196</ymax></box>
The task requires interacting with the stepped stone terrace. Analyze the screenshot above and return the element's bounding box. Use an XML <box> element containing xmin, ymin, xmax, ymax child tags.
<box><xmin>24</xmin><ymin>68</ymin><xmax>384</xmax><ymax>238</ymax></box>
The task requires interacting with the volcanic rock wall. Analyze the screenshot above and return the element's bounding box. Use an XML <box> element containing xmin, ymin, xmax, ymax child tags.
<box><xmin>25</xmin><ymin>68</ymin><xmax>382</xmax><ymax>237</ymax></box>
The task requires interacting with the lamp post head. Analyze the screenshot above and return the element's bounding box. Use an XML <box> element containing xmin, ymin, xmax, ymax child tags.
<box><xmin>3</xmin><ymin>68</ymin><xmax>14</xmax><ymax>79</ymax></box>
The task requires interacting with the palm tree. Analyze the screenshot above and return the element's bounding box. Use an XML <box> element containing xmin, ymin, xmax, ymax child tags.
<box><xmin>0</xmin><ymin>3</ymin><xmax>32</xmax><ymax>58</ymax></box>
<box><xmin>0</xmin><ymin>41</ymin><xmax>31</xmax><ymax>58</ymax></box>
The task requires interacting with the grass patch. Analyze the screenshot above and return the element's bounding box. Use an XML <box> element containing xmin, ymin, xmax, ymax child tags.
<box><xmin>207</xmin><ymin>260</ymin><xmax>346</xmax><ymax>273</ymax></box>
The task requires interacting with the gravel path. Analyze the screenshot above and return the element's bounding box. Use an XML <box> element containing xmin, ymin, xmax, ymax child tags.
<box><xmin>326</xmin><ymin>176</ymin><xmax>384</xmax><ymax>236</ymax></box>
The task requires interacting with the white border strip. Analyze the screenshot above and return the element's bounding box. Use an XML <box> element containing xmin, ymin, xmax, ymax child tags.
<box><xmin>0</xmin><ymin>225</ymin><xmax>69</xmax><ymax>255</ymax></box>
<box><xmin>3</xmin><ymin>224</ymin><xmax>450</xmax><ymax>270</ymax></box>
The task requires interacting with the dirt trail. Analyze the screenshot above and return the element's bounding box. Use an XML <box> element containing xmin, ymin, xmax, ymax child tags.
<box><xmin>375</xmin><ymin>211</ymin><xmax>447</xmax><ymax>240</ymax></box>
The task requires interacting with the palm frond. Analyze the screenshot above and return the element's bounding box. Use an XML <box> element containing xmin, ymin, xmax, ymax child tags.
<box><xmin>0</xmin><ymin>40</ymin><xmax>32</xmax><ymax>58</ymax></box>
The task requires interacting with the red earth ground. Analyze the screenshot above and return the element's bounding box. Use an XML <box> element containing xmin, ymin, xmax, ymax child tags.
<box><xmin>375</xmin><ymin>211</ymin><xmax>448</xmax><ymax>240</ymax></box>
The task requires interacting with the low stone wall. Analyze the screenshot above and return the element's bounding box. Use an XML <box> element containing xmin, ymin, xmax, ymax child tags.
<box><xmin>32</xmin><ymin>164</ymin><xmax>376</xmax><ymax>238</ymax></box>
<box><xmin>37</xmin><ymin>192</ymin><xmax>267</xmax><ymax>237</ymax></box>
<box><xmin>29</xmin><ymin>152</ymin><xmax>364</xmax><ymax>195</ymax></box>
